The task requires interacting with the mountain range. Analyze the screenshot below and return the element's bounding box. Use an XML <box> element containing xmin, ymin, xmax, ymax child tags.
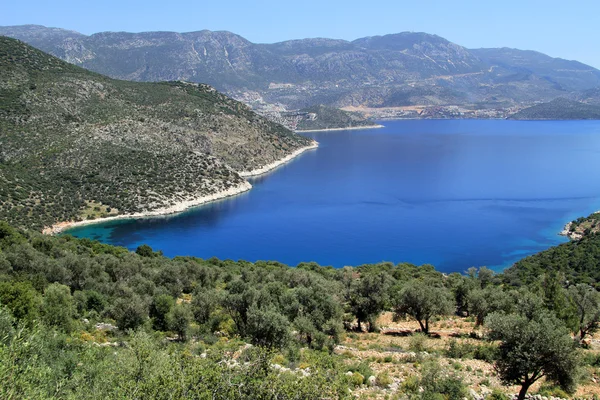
<box><xmin>2</xmin><ymin>25</ymin><xmax>600</xmax><ymax>111</ymax></box>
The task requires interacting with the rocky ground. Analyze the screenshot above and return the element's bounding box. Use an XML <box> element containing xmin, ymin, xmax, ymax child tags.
<box><xmin>337</xmin><ymin>312</ymin><xmax>600</xmax><ymax>399</ymax></box>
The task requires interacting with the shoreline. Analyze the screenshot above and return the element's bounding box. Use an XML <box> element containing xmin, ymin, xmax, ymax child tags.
<box><xmin>43</xmin><ymin>141</ymin><xmax>320</xmax><ymax>235</ymax></box>
<box><xmin>559</xmin><ymin>211</ymin><xmax>600</xmax><ymax>241</ymax></box>
<box><xmin>42</xmin><ymin>181</ymin><xmax>253</xmax><ymax>235</ymax></box>
<box><xmin>238</xmin><ymin>141</ymin><xmax>318</xmax><ymax>177</ymax></box>
<box><xmin>295</xmin><ymin>124</ymin><xmax>384</xmax><ymax>133</ymax></box>
<box><xmin>559</xmin><ymin>222</ymin><xmax>577</xmax><ymax>240</ymax></box>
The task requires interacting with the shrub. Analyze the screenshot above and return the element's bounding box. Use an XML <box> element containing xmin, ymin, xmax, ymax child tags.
<box><xmin>583</xmin><ymin>352</ymin><xmax>600</xmax><ymax>367</ymax></box>
<box><xmin>346</xmin><ymin>361</ymin><xmax>373</xmax><ymax>383</ymax></box>
<box><xmin>488</xmin><ymin>389</ymin><xmax>509</xmax><ymax>400</ymax></box>
<box><xmin>409</xmin><ymin>332</ymin><xmax>429</xmax><ymax>352</ymax></box>
<box><xmin>350</xmin><ymin>372</ymin><xmax>364</xmax><ymax>386</ymax></box>
<box><xmin>473</xmin><ymin>343</ymin><xmax>498</xmax><ymax>363</ymax></box>
<box><xmin>537</xmin><ymin>384</ymin><xmax>570</xmax><ymax>399</ymax></box>
<box><xmin>0</xmin><ymin>281</ymin><xmax>41</xmax><ymax>324</ymax></box>
<box><xmin>401</xmin><ymin>375</ymin><xmax>420</xmax><ymax>394</ymax></box>
<box><xmin>271</xmin><ymin>354</ymin><xmax>287</xmax><ymax>366</ymax></box>
<box><xmin>41</xmin><ymin>283</ymin><xmax>76</xmax><ymax>333</ymax></box>
<box><xmin>446</xmin><ymin>339</ymin><xmax>475</xmax><ymax>359</ymax></box>
<box><xmin>420</xmin><ymin>360</ymin><xmax>468</xmax><ymax>400</ymax></box>
<box><xmin>376</xmin><ymin>372</ymin><xmax>393</xmax><ymax>387</ymax></box>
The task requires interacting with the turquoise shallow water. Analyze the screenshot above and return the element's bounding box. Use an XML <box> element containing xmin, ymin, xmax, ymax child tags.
<box><xmin>65</xmin><ymin>119</ymin><xmax>600</xmax><ymax>273</ymax></box>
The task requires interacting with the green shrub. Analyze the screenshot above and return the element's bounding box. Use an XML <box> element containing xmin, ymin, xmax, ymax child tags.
<box><xmin>537</xmin><ymin>383</ymin><xmax>570</xmax><ymax>399</ymax></box>
<box><xmin>409</xmin><ymin>332</ymin><xmax>429</xmax><ymax>352</ymax></box>
<box><xmin>420</xmin><ymin>360</ymin><xmax>468</xmax><ymax>400</ymax></box>
<box><xmin>376</xmin><ymin>372</ymin><xmax>393</xmax><ymax>387</ymax></box>
<box><xmin>452</xmin><ymin>361</ymin><xmax>463</xmax><ymax>370</ymax></box>
<box><xmin>488</xmin><ymin>388</ymin><xmax>509</xmax><ymax>400</ymax></box>
<box><xmin>583</xmin><ymin>352</ymin><xmax>600</xmax><ymax>367</ymax></box>
<box><xmin>473</xmin><ymin>343</ymin><xmax>498</xmax><ymax>363</ymax></box>
<box><xmin>445</xmin><ymin>339</ymin><xmax>475</xmax><ymax>359</ymax></box>
<box><xmin>350</xmin><ymin>372</ymin><xmax>364</xmax><ymax>386</ymax></box>
<box><xmin>401</xmin><ymin>375</ymin><xmax>420</xmax><ymax>394</ymax></box>
<box><xmin>346</xmin><ymin>361</ymin><xmax>374</xmax><ymax>382</ymax></box>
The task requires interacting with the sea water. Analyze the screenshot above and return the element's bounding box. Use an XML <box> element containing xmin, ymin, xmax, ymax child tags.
<box><xmin>66</xmin><ymin>120</ymin><xmax>600</xmax><ymax>273</ymax></box>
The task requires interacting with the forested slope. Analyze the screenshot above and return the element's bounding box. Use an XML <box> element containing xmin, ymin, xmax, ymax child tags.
<box><xmin>0</xmin><ymin>221</ymin><xmax>599</xmax><ymax>398</ymax></box>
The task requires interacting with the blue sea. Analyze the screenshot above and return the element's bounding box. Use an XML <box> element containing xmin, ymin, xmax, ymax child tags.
<box><xmin>65</xmin><ymin>120</ymin><xmax>600</xmax><ymax>273</ymax></box>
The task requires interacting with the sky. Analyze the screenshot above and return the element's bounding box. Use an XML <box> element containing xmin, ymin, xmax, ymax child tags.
<box><xmin>2</xmin><ymin>0</ymin><xmax>599</xmax><ymax>68</ymax></box>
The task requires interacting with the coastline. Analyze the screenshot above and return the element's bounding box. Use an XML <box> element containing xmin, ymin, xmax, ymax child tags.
<box><xmin>559</xmin><ymin>211</ymin><xmax>600</xmax><ymax>241</ymax></box>
<box><xmin>295</xmin><ymin>124</ymin><xmax>384</xmax><ymax>133</ymax></box>
<box><xmin>42</xmin><ymin>181</ymin><xmax>253</xmax><ymax>235</ymax></box>
<box><xmin>559</xmin><ymin>222</ymin><xmax>577</xmax><ymax>240</ymax></box>
<box><xmin>238</xmin><ymin>141</ymin><xmax>319</xmax><ymax>177</ymax></box>
<box><xmin>43</xmin><ymin>140</ymin><xmax>320</xmax><ymax>235</ymax></box>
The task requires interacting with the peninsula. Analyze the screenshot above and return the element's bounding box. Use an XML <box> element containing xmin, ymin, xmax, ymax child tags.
<box><xmin>0</xmin><ymin>37</ymin><xmax>312</xmax><ymax>231</ymax></box>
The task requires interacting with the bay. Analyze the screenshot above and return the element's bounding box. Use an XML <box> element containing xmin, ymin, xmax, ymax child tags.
<box><xmin>65</xmin><ymin>120</ymin><xmax>600</xmax><ymax>273</ymax></box>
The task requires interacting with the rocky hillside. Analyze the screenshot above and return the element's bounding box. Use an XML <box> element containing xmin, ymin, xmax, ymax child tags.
<box><xmin>0</xmin><ymin>36</ymin><xmax>311</xmax><ymax>229</ymax></box>
<box><xmin>560</xmin><ymin>212</ymin><xmax>600</xmax><ymax>240</ymax></box>
<box><xmin>295</xmin><ymin>104</ymin><xmax>378</xmax><ymax>131</ymax></box>
<box><xmin>470</xmin><ymin>48</ymin><xmax>600</xmax><ymax>92</ymax></box>
<box><xmin>2</xmin><ymin>25</ymin><xmax>600</xmax><ymax>110</ymax></box>
<box><xmin>569</xmin><ymin>87</ymin><xmax>600</xmax><ymax>106</ymax></box>
<box><xmin>509</xmin><ymin>98</ymin><xmax>600</xmax><ymax>120</ymax></box>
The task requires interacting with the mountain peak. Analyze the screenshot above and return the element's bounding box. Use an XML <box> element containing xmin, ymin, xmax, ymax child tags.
<box><xmin>352</xmin><ymin>31</ymin><xmax>450</xmax><ymax>50</ymax></box>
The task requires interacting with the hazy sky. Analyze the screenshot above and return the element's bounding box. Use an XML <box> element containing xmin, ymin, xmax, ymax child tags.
<box><xmin>3</xmin><ymin>0</ymin><xmax>599</xmax><ymax>68</ymax></box>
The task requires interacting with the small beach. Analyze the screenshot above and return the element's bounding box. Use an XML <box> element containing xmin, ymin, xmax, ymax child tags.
<box><xmin>238</xmin><ymin>141</ymin><xmax>318</xmax><ymax>177</ymax></box>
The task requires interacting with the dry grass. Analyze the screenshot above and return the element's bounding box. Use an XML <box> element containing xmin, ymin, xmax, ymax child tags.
<box><xmin>338</xmin><ymin>312</ymin><xmax>600</xmax><ymax>399</ymax></box>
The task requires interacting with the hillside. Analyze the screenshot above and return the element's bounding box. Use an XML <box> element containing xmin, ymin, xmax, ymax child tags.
<box><xmin>508</xmin><ymin>98</ymin><xmax>600</xmax><ymax>120</ymax></box>
<box><xmin>470</xmin><ymin>48</ymin><xmax>599</xmax><ymax>91</ymax></box>
<box><xmin>0</xmin><ymin>36</ymin><xmax>311</xmax><ymax>230</ymax></box>
<box><xmin>295</xmin><ymin>104</ymin><xmax>379</xmax><ymax>131</ymax></box>
<box><xmin>503</xmin><ymin>231</ymin><xmax>600</xmax><ymax>287</ymax></box>
<box><xmin>0</xmin><ymin>221</ymin><xmax>598</xmax><ymax>398</ymax></box>
<box><xmin>560</xmin><ymin>212</ymin><xmax>600</xmax><ymax>240</ymax></box>
<box><xmin>569</xmin><ymin>87</ymin><xmax>600</xmax><ymax>106</ymax></box>
<box><xmin>2</xmin><ymin>25</ymin><xmax>600</xmax><ymax>111</ymax></box>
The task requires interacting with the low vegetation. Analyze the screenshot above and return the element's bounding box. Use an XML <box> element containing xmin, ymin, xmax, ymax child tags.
<box><xmin>0</xmin><ymin>221</ymin><xmax>599</xmax><ymax>398</ymax></box>
<box><xmin>565</xmin><ymin>212</ymin><xmax>600</xmax><ymax>240</ymax></box>
<box><xmin>296</xmin><ymin>104</ymin><xmax>377</xmax><ymax>131</ymax></box>
<box><xmin>509</xmin><ymin>98</ymin><xmax>600</xmax><ymax>120</ymax></box>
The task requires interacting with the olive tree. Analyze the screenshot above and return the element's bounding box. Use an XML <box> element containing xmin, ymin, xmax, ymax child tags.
<box><xmin>393</xmin><ymin>279</ymin><xmax>454</xmax><ymax>334</ymax></box>
<box><xmin>246</xmin><ymin>305</ymin><xmax>290</xmax><ymax>348</ymax></box>
<box><xmin>486</xmin><ymin>311</ymin><xmax>580</xmax><ymax>400</ymax></box>
<box><xmin>167</xmin><ymin>303</ymin><xmax>192</xmax><ymax>341</ymax></box>
<box><xmin>113</xmin><ymin>295</ymin><xmax>147</xmax><ymax>331</ymax></box>
<box><xmin>567</xmin><ymin>283</ymin><xmax>600</xmax><ymax>342</ymax></box>
<box><xmin>467</xmin><ymin>286</ymin><xmax>513</xmax><ymax>326</ymax></box>
<box><xmin>149</xmin><ymin>294</ymin><xmax>175</xmax><ymax>331</ymax></box>
<box><xmin>346</xmin><ymin>272</ymin><xmax>391</xmax><ymax>332</ymax></box>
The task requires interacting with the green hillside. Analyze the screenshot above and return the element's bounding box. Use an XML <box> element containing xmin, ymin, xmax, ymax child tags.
<box><xmin>509</xmin><ymin>98</ymin><xmax>600</xmax><ymax>120</ymax></box>
<box><xmin>0</xmin><ymin>37</ymin><xmax>311</xmax><ymax>229</ymax></box>
<box><xmin>296</xmin><ymin>104</ymin><xmax>378</xmax><ymax>131</ymax></box>
<box><xmin>503</xmin><ymin>231</ymin><xmax>600</xmax><ymax>287</ymax></box>
<box><xmin>0</xmin><ymin>220</ymin><xmax>598</xmax><ymax>398</ymax></box>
